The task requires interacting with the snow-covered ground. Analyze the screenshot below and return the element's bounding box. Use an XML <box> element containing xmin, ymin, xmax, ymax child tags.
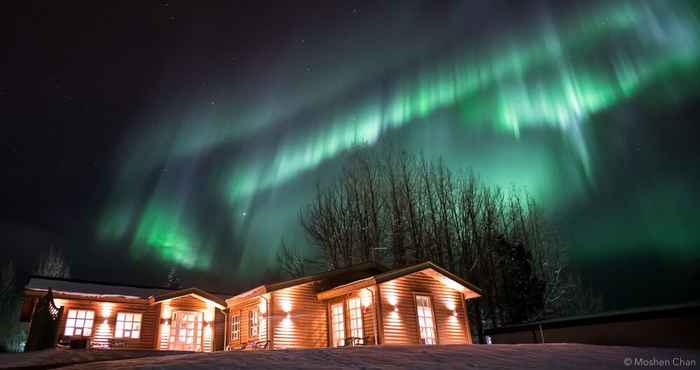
<box><xmin>4</xmin><ymin>344</ymin><xmax>697</xmax><ymax>370</ymax></box>
<box><xmin>0</xmin><ymin>348</ymin><xmax>190</xmax><ymax>369</ymax></box>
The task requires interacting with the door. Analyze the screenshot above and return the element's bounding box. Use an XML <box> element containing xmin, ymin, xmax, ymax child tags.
<box><xmin>331</xmin><ymin>303</ymin><xmax>345</xmax><ymax>347</ymax></box>
<box><xmin>170</xmin><ymin>311</ymin><xmax>202</xmax><ymax>351</ymax></box>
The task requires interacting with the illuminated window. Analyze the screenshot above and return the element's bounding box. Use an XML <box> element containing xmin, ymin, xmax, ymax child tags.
<box><xmin>231</xmin><ymin>314</ymin><xmax>240</xmax><ymax>340</ymax></box>
<box><xmin>416</xmin><ymin>295</ymin><xmax>436</xmax><ymax>345</ymax></box>
<box><xmin>115</xmin><ymin>312</ymin><xmax>142</xmax><ymax>339</ymax></box>
<box><xmin>249</xmin><ymin>310</ymin><xmax>259</xmax><ymax>338</ymax></box>
<box><xmin>331</xmin><ymin>303</ymin><xmax>345</xmax><ymax>347</ymax></box>
<box><xmin>347</xmin><ymin>298</ymin><xmax>363</xmax><ymax>344</ymax></box>
<box><xmin>64</xmin><ymin>309</ymin><xmax>94</xmax><ymax>337</ymax></box>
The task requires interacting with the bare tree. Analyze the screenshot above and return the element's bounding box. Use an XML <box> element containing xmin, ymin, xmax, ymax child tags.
<box><xmin>167</xmin><ymin>266</ymin><xmax>183</xmax><ymax>289</ymax></box>
<box><xmin>34</xmin><ymin>245</ymin><xmax>70</xmax><ymax>278</ymax></box>
<box><xmin>298</xmin><ymin>148</ymin><xmax>601</xmax><ymax>327</ymax></box>
<box><xmin>0</xmin><ymin>260</ymin><xmax>27</xmax><ymax>352</ymax></box>
<box><xmin>276</xmin><ymin>239</ymin><xmax>307</xmax><ymax>278</ymax></box>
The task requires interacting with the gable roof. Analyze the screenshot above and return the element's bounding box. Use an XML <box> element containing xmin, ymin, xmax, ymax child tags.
<box><xmin>317</xmin><ymin>261</ymin><xmax>481</xmax><ymax>300</ymax></box>
<box><xmin>152</xmin><ymin>287</ymin><xmax>227</xmax><ymax>309</ymax></box>
<box><xmin>25</xmin><ymin>276</ymin><xmax>175</xmax><ymax>301</ymax></box>
<box><xmin>24</xmin><ymin>276</ymin><xmax>229</xmax><ymax>308</ymax></box>
<box><xmin>226</xmin><ymin>262</ymin><xmax>388</xmax><ymax>306</ymax></box>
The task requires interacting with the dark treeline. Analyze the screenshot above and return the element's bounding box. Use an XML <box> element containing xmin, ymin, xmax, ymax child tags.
<box><xmin>282</xmin><ymin>148</ymin><xmax>602</xmax><ymax>340</ymax></box>
<box><xmin>0</xmin><ymin>246</ymin><xmax>70</xmax><ymax>352</ymax></box>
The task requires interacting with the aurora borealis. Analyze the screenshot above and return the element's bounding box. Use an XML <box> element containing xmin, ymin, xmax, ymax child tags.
<box><xmin>4</xmin><ymin>0</ymin><xmax>700</xmax><ymax>307</ymax></box>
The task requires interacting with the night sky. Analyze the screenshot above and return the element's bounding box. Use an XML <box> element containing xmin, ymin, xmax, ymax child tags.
<box><xmin>3</xmin><ymin>1</ymin><xmax>699</xmax><ymax>308</ymax></box>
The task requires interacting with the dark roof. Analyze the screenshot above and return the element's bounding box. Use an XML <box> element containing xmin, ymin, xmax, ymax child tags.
<box><xmin>316</xmin><ymin>261</ymin><xmax>481</xmax><ymax>300</ymax></box>
<box><xmin>373</xmin><ymin>261</ymin><xmax>482</xmax><ymax>295</ymax></box>
<box><xmin>25</xmin><ymin>276</ymin><xmax>175</xmax><ymax>299</ymax></box>
<box><xmin>267</xmin><ymin>261</ymin><xmax>388</xmax><ymax>292</ymax></box>
<box><xmin>227</xmin><ymin>262</ymin><xmax>388</xmax><ymax>303</ymax></box>
<box><xmin>24</xmin><ymin>275</ymin><xmax>233</xmax><ymax>302</ymax></box>
<box><xmin>484</xmin><ymin>301</ymin><xmax>700</xmax><ymax>335</ymax></box>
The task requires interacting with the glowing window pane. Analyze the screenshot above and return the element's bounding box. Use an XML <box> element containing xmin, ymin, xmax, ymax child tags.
<box><xmin>415</xmin><ymin>296</ymin><xmax>436</xmax><ymax>345</ymax></box>
<box><xmin>65</xmin><ymin>310</ymin><xmax>94</xmax><ymax>337</ymax></box>
<box><xmin>331</xmin><ymin>303</ymin><xmax>345</xmax><ymax>347</ymax></box>
<box><xmin>231</xmin><ymin>314</ymin><xmax>240</xmax><ymax>340</ymax></box>
<box><xmin>347</xmin><ymin>298</ymin><xmax>363</xmax><ymax>344</ymax></box>
<box><xmin>115</xmin><ymin>311</ymin><xmax>143</xmax><ymax>339</ymax></box>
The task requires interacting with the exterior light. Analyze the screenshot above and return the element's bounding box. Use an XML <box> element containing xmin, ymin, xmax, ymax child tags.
<box><xmin>162</xmin><ymin>304</ymin><xmax>172</xmax><ymax>319</ymax></box>
<box><xmin>101</xmin><ymin>303</ymin><xmax>113</xmax><ymax>318</ymax></box>
<box><xmin>453</xmin><ymin>310</ymin><xmax>458</xmax><ymax>317</ymax></box>
<box><xmin>394</xmin><ymin>306</ymin><xmax>399</xmax><ymax>313</ymax></box>
<box><xmin>281</xmin><ymin>300</ymin><xmax>292</xmax><ymax>313</ymax></box>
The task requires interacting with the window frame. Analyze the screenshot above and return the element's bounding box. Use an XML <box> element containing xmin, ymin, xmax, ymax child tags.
<box><xmin>347</xmin><ymin>297</ymin><xmax>363</xmax><ymax>344</ymax></box>
<box><xmin>413</xmin><ymin>293</ymin><xmax>438</xmax><ymax>345</ymax></box>
<box><xmin>249</xmin><ymin>310</ymin><xmax>259</xmax><ymax>338</ymax></box>
<box><xmin>64</xmin><ymin>309</ymin><xmax>95</xmax><ymax>337</ymax></box>
<box><xmin>330</xmin><ymin>302</ymin><xmax>345</xmax><ymax>347</ymax></box>
<box><xmin>231</xmin><ymin>313</ymin><xmax>240</xmax><ymax>341</ymax></box>
<box><xmin>115</xmin><ymin>312</ymin><xmax>143</xmax><ymax>339</ymax></box>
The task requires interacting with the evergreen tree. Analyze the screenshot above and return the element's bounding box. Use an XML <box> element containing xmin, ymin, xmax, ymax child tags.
<box><xmin>167</xmin><ymin>266</ymin><xmax>182</xmax><ymax>289</ymax></box>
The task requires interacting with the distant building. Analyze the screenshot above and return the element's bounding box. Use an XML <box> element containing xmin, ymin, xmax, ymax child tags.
<box><xmin>21</xmin><ymin>261</ymin><xmax>480</xmax><ymax>352</ymax></box>
<box><xmin>484</xmin><ymin>302</ymin><xmax>700</xmax><ymax>349</ymax></box>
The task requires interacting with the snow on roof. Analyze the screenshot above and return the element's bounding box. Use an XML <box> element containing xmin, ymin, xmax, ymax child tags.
<box><xmin>25</xmin><ymin>277</ymin><xmax>175</xmax><ymax>300</ymax></box>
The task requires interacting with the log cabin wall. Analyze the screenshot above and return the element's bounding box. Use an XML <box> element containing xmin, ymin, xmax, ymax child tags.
<box><xmin>52</xmin><ymin>298</ymin><xmax>159</xmax><ymax>350</ymax></box>
<box><xmin>378</xmin><ymin>270</ymin><xmax>469</xmax><ymax>345</ymax></box>
<box><xmin>227</xmin><ymin>297</ymin><xmax>261</xmax><ymax>348</ymax></box>
<box><xmin>214</xmin><ymin>309</ymin><xmax>225</xmax><ymax>351</ymax></box>
<box><xmin>270</xmin><ymin>281</ymin><xmax>328</xmax><ymax>349</ymax></box>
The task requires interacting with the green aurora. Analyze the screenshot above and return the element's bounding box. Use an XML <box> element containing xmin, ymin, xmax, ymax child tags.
<box><xmin>96</xmin><ymin>0</ymin><xmax>700</xmax><ymax>300</ymax></box>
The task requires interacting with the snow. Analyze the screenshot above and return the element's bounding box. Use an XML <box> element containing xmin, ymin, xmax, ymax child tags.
<box><xmin>3</xmin><ymin>344</ymin><xmax>697</xmax><ymax>370</ymax></box>
<box><xmin>0</xmin><ymin>348</ymin><xmax>191</xmax><ymax>369</ymax></box>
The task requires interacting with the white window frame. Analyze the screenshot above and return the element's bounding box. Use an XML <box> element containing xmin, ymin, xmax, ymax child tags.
<box><xmin>331</xmin><ymin>302</ymin><xmax>345</xmax><ymax>347</ymax></box>
<box><xmin>64</xmin><ymin>309</ymin><xmax>95</xmax><ymax>337</ymax></box>
<box><xmin>347</xmin><ymin>297</ymin><xmax>363</xmax><ymax>344</ymax></box>
<box><xmin>415</xmin><ymin>295</ymin><xmax>437</xmax><ymax>345</ymax></box>
<box><xmin>231</xmin><ymin>314</ymin><xmax>240</xmax><ymax>340</ymax></box>
<box><xmin>115</xmin><ymin>312</ymin><xmax>142</xmax><ymax>339</ymax></box>
<box><xmin>249</xmin><ymin>310</ymin><xmax>259</xmax><ymax>338</ymax></box>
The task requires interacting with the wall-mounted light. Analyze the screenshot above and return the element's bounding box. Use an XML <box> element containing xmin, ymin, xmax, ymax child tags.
<box><xmin>452</xmin><ymin>310</ymin><xmax>458</xmax><ymax>317</ymax></box>
<box><xmin>393</xmin><ymin>306</ymin><xmax>399</xmax><ymax>313</ymax></box>
<box><xmin>286</xmin><ymin>313</ymin><xmax>291</xmax><ymax>320</ymax></box>
<box><xmin>101</xmin><ymin>303</ymin><xmax>113</xmax><ymax>318</ymax></box>
<box><xmin>204</xmin><ymin>303</ymin><xmax>215</xmax><ymax>322</ymax></box>
<box><xmin>162</xmin><ymin>304</ymin><xmax>172</xmax><ymax>319</ymax></box>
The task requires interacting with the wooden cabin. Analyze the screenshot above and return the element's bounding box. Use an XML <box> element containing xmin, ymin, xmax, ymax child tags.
<box><xmin>21</xmin><ymin>278</ymin><xmax>227</xmax><ymax>352</ymax></box>
<box><xmin>22</xmin><ymin>261</ymin><xmax>480</xmax><ymax>352</ymax></box>
<box><xmin>225</xmin><ymin>261</ymin><xmax>481</xmax><ymax>350</ymax></box>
